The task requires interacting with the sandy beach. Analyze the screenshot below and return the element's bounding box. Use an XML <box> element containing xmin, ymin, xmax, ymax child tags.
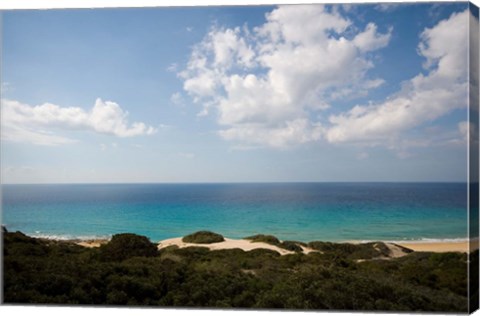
<box><xmin>396</xmin><ymin>241</ymin><xmax>471</xmax><ymax>253</ymax></box>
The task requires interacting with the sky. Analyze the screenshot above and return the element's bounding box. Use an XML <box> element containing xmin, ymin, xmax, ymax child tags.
<box><xmin>0</xmin><ymin>2</ymin><xmax>477</xmax><ymax>183</ymax></box>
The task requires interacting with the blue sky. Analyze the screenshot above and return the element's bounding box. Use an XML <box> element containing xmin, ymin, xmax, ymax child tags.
<box><xmin>0</xmin><ymin>2</ymin><xmax>475</xmax><ymax>183</ymax></box>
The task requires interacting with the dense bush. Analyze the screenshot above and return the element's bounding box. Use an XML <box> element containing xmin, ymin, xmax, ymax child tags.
<box><xmin>182</xmin><ymin>231</ymin><xmax>224</xmax><ymax>244</ymax></box>
<box><xmin>471</xmin><ymin>249</ymin><xmax>479</xmax><ymax>310</ymax></box>
<box><xmin>307</xmin><ymin>241</ymin><xmax>404</xmax><ymax>260</ymax></box>
<box><xmin>100</xmin><ymin>233</ymin><xmax>158</xmax><ymax>261</ymax></box>
<box><xmin>245</xmin><ymin>234</ymin><xmax>281</xmax><ymax>244</ymax></box>
<box><xmin>245</xmin><ymin>234</ymin><xmax>304</xmax><ymax>252</ymax></box>
<box><xmin>280</xmin><ymin>241</ymin><xmax>303</xmax><ymax>252</ymax></box>
<box><xmin>2</xmin><ymin>231</ymin><xmax>470</xmax><ymax>312</ymax></box>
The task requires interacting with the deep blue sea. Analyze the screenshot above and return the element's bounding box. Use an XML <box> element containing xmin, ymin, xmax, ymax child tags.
<box><xmin>1</xmin><ymin>183</ymin><xmax>469</xmax><ymax>242</ymax></box>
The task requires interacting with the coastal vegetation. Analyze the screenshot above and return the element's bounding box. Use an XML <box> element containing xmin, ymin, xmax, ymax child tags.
<box><xmin>3</xmin><ymin>230</ymin><xmax>473</xmax><ymax>312</ymax></box>
<box><xmin>99</xmin><ymin>233</ymin><xmax>158</xmax><ymax>261</ymax></box>
<box><xmin>307</xmin><ymin>241</ymin><xmax>412</xmax><ymax>260</ymax></box>
<box><xmin>182</xmin><ymin>231</ymin><xmax>225</xmax><ymax>244</ymax></box>
<box><xmin>245</xmin><ymin>234</ymin><xmax>304</xmax><ymax>252</ymax></box>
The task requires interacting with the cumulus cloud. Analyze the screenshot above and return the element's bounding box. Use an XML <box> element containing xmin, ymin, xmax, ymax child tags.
<box><xmin>219</xmin><ymin>119</ymin><xmax>325</xmax><ymax>148</ymax></box>
<box><xmin>353</xmin><ymin>23</ymin><xmax>392</xmax><ymax>52</ymax></box>
<box><xmin>1</xmin><ymin>98</ymin><xmax>157</xmax><ymax>146</ymax></box>
<box><xmin>326</xmin><ymin>9</ymin><xmax>469</xmax><ymax>145</ymax></box>
<box><xmin>178</xmin><ymin>5</ymin><xmax>470</xmax><ymax>153</ymax></box>
<box><xmin>179</xmin><ymin>4</ymin><xmax>391</xmax><ymax>148</ymax></box>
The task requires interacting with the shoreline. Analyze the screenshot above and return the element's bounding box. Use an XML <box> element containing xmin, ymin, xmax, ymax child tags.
<box><xmin>7</xmin><ymin>229</ymin><xmax>472</xmax><ymax>253</ymax></box>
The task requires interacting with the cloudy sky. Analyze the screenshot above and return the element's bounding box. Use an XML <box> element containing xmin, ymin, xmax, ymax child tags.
<box><xmin>1</xmin><ymin>2</ymin><xmax>476</xmax><ymax>183</ymax></box>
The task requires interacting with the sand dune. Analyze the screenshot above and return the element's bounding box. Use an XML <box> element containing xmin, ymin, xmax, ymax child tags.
<box><xmin>157</xmin><ymin>238</ymin><xmax>409</xmax><ymax>257</ymax></box>
<box><xmin>157</xmin><ymin>237</ymin><xmax>302</xmax><ymax>255</ymax></box>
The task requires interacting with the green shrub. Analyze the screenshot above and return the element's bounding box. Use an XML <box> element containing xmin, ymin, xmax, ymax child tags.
<box><xmin>245</xmin><ymin>235</ymin><xmax>304</xmax><ymax>252</ymax></box>
<box><xmin>182</xmin><ymin>231</ymin><xmax>224</xmax><ymax>244</ymax></box>
<box><xmin>280</xmin><ymin>241</ymin><xmax>303</xmax><ymax>252</ymax></box>
<box><xmin>308</xmin><ymin>241</ymin><xmax>395</xmax><ymax>259</ymax></box>
<box><xmin>245</xmin><ymin>234</ymin><xmax>280</xmax><ymax>245</ymax></box>
<box><xmin>100</xmin><ymin>233</ymin><xmax>158</xmax><ymax>261</ymax></box>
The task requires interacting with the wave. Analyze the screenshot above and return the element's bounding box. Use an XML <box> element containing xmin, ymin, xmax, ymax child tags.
<box><xmin>352</xmin><ymin>237</ymin><xmax>473</xmax><ymax>244</ymax></box>
<box><xmin>28</xmin><ymin>232</ymin><xmax>111</xmax><ymax>241</ymax></box>
<box><xmin>16</xmin><ymin>229</ymin><xmax>476</xmax><ymax>244</ymax></box>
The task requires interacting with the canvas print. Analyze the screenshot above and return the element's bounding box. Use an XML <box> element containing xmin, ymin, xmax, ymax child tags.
<box><xmin>1</xmin><ymin>1</ymin><xmax>479</xmax><ymax>313</ymax></box>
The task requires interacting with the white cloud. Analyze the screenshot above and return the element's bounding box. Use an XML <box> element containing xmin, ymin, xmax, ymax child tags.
<box><xmin>255</xmin><ymin>5</ymin><xmax>350</xmax><ymax>45</ymax></box>
<box><xmin>3</xmin><ymin>124</ymin><xmax>77</xmax><ymax>146</ymax></box>
<box><xmin>1</xmin><ymin>98</ymin><xmax>157</xmax><ymax>146</ymax></box>
<box><xmin>170</xmin><ymin>92</ymin><xmax>185</xmax><ymax>106</ymax></box>
<box><xmin>180</xmin><ymin>4</ymin><xmax>391</xmax><ymax>148</ymax></box>
<box><xmin>326</xmin><ymin>9</ymin><xmax>469</xmax><ymax>145</ymax></box>
<box><xmin>166</xmin><ymin>63</ymin><xmax>178</xmax><ymax>72</ymax></box>
<box><xmin>209</xmin><ymin>27</ymin><xmax>255</xmax><ymax>68</ymax></box>
<box><xmin>353</xmin><ymin>23</ymin><xmax>392</xmax><ymax>53</ymax></box>
<box><xmin>219</xmin><ymin>119</ymin><xmax>324</xmax><ymax>149</ymax></box>
<box><xmin>459</xmin><ymin>121</ymin><xmax>469</xmax><ymax>133</ymax></box>
<box><xmin>457</xmin><ymin>121</ymin><xmax>478</xmax><ymax>145</ymax></box>
<box><xmin>89</xmin><ymin>99</ymin><xmax>157</xmax><ymax>137</ymax></box>
<box><xmin>374</xmin><ymin>4</ymin><xmax>401</xmax><ymax>12</ymax></box>
<box><xmin>470</xmin><ymin>8</ymin><xmax>479</xmax><ymax>116</ymax></box>
<box><xmin>179</xmin><ymin>5</ymin><xmax>470</xmax><ymax>152</ymax></box>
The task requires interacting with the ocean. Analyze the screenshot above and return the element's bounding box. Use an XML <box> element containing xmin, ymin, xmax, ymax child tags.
<box><xmin>0</xmin><ymin>182</ymin><xmax>469</xmax><ymax>243</ymax></box>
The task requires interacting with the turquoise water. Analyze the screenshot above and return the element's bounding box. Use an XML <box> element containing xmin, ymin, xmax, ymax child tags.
<box><xmin>1</xmin><ymin>183</ymin><xmax>468</xmax><ymax>242</ymax></box>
